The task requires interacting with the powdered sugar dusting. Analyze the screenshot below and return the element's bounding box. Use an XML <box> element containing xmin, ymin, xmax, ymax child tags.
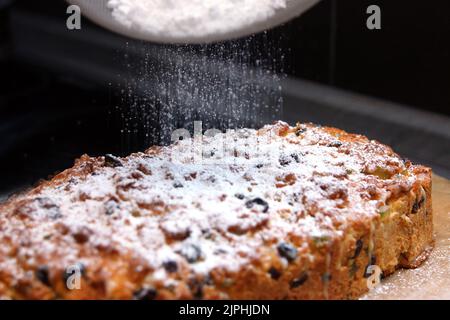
<box><xmin>107</xmin><ymin>0</ymin><xmax>291</xmax><ymax>39</ymax></box>
<box><xmin>0</xmin><ymin>122</ymin><xmax>422</xmax><ymax>299</ymax></box>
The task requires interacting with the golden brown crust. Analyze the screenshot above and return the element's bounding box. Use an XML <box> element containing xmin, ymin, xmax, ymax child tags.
<box><xmin>0</xmin><ymin>122</ymin><xmax>433</xmax><ymax>300</ymax></box>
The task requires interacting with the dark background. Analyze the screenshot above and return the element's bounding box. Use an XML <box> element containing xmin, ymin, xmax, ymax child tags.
<box><xmin>0</xmin><ymin>0</ymin><xmax>449</xmax><ymax>192</ymax></box>
<box><xmin>286</xmin><ymin>0</ymin><xmax>450</xmax><ymax>115</ymax></box>
<box><xmin>1</xmin><ymin>0</ymin><xmax>450</xmax><ymax>114</ymax></box>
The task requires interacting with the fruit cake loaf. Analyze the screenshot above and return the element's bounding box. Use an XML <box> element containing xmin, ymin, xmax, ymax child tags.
<box><xmin>0</xmin><ymin>121</ymin><xmax>433</xmax><ymax>299</ymax></box>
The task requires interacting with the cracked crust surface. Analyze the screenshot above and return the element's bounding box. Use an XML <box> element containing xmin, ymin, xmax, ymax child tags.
<box><xmin>0</xmin><ymin>122</ymin><xmax>433</xmax><ymax>299</ymax></box>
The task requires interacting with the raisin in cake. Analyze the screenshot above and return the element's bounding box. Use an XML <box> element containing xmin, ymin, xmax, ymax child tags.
<box><xmin>0</xmin><ymin>122</ymin><xmax>433</xmax><ymax>299</ymax></box>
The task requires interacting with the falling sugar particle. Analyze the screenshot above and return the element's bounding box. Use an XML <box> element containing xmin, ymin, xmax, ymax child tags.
<box><xmin>115</xmin><ymin>32</ymin><xmax>286</xmax><ymax>151</ymax></box>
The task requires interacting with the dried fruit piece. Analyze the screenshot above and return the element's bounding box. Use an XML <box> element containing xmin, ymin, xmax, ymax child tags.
<box><xmin>245</xmin><ymin>198</ymin><xmax>269</xmax><ymax>213</ymax></box>
<box><xmin>412</xmin><ymin>187</ymin><xmax>426</xmax><ymax>214</ymax></box>
<box><xmin>178</xmin><ymin>244</ymin><xmax>202</xmax><ymax>263</ymax></box>
<box><xmin>104</xmin><ymin>154</ymin><xmax>123</xmax><ymax>168</ymax></box>
<box><xmin>133</xmin><ymin>287</ymin><xmax>157</xmax><ymax>300</ymax></box>
<box><xmin>349</xmin><ymin>261</ymin><xmax>358</xmax><ymax>278</ymax></box>
<box><xmin>268</xmin><ymin>267</ymin><xmax>282</xmax><ymax>280</ymax></box>
<box><xmin>35</xmin><ymin>265</ymin><xmax>51</xmax><ymax>286</ymax></box>
<box><xmin>173</xmin><ymin>182</ymin><xmax>184</xmax><ymax>188</ymax></box>
<box><xmin>235</xmin><ymin>193</ymin><xmax>245</xmax><ymax>200</ymax></box>
<box><xmin>277</xmin><ymin>242</ymin><xmax>298</xmax><ymax>262</ymax></box>
<box><xmin>104</xmin><ymin>200</ymin><xmax>119</xmax><ymax>216</ymax></box>
<box><xmin>322</xmin><ymin>273</ymin><xmax>332</xmax><ymax>283</ymax></box>
<box><xmin>290</xmin><ymin>272</ymin><xmax>308</xmax><ymax>288</ymax></box>
<box><xmin>295</xmin><ymin>128</ymin><xmax>307</xmax><ymax>136</ymax></box>
<box><xmin>163</xmin><ymin>260</ymin><xmax>178</xmax><ymax>273</ymax></box>
<box><xmin>363</xmin><ymin>256</ymin><xmax>377</xmax><ymax>278</ymax></box>
<box><xmin>328</xmin><ymin>141</ymin><xmax>343</xmax><ymax>148</ymax></box>
<box><xmin>312</xmin><ymin>235</ymin><xmax>330</xmax><ymax>248</ymax></box>
<box><xmin>279</xmin><ymin>155</ymin><xmax>292</xmax><ymax>166</ymax></box>
<box><xmin>352</xmin><ymin>239</ymin><xmax>363</xmax><ymax>259</ymax></box>
<box><xmin>188</xmin><ymin>276</ymin><xmax>212</xmax><ymax>299</ymax></box>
